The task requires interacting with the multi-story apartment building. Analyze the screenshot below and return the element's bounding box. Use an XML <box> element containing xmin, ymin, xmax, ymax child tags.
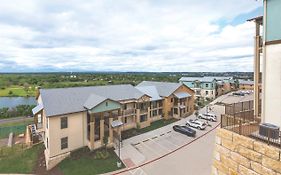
<box><xmin>179</xmin><ymin>77</ymin><xmax>234</xmax><ymax>99</ymax></box>
<box><xmin>212</xmin><ymin>1</ymin><xmax>281</xmax><ymax>174</ymax></box>
<box><xmin>137</xmin><ymin>81</ymin><xmax>195</xmax><ymax>119</ymax></box>
<box><xmin>260</xmin><ymin>0</ymin><xmax>281</xmax><ymax>127</ymax></box>
<box><xmin>32</xmin><ymin>82</ymin><xmax>194</xmax><ymax>170</ymax></box>
<box><xmin>238</xmin><ymin>80</ymin><xmax>254</xmax><ymax>90</ymax></box>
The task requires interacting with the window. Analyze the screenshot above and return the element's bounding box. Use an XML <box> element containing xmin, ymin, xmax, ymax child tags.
<box><xmin>159</xmin><ymin>100</ymin><xmax>163</xmax><ymax>107</ymax></box>
<box><xmin>152</xmin><ymin>110</ymin><xmax>157</xmax><ymax>117</ymax></box>
<box><xmin>140</xmin><ymin>115</ymin><xmax>147</xmax><ymax>122</ymax></box>
<box><xmin>46</xmin><ymin>137</ymin><xmax>48</xmax><ymax>148</ymax></box>
<box><xmin>61</xmin><ymin>117</ymin><xmax>68</xmax><ymax>129</ymax></box>
<box><xmin>158</xmin><ymin>109</ymin><xmax>163</xmax><ymax>115</ymax></box>
<box><xmin>105</xmin><ymin>102</ymin><xmax>108</xmax><ymax>106</ymax></box>
<box><xmin>46</xmin><ymin>118</ymin><xmax>48</xmax><ymax>129</ymax></box>
<box><xmin>206</xmin><ymin>83</ymin><xmax>209</xmax><ymax>88</ymax></box>
<box><xmin>152</xmin><ymin>102</ymin><xmax>157</xmax><ymax>108</ymax></box>
<box><xmin>171</xmin><ymin>98</ymin><xmax>173</xmax><ymax>103</ymax></box>
<box><xmin>61</xmin><ymin>137</ymin><xmax>68</xmax><ymax>150</ymax></box>
<box><xmin>211</xmin><ymin>91</ymin><xmax>213</xmax><ymax>95</ymax></box>
<box><xmin>206</xmin><ymin>91</ymin><xmax>209</xmax><ymax>95</ymax></box>
<box><xmin>174</xmin><ymin>108</ymin><xmax>178</xmax><ymax>115</ymax></box>
<box><xmin>124</xmin><ymin>104</ymin><xmax>127</xmax><ymax>110</ymax></box>
<box><xmin>124</xmin><ymin>117</ymin><xmax>127</xmax><ymax>124</ymax></box>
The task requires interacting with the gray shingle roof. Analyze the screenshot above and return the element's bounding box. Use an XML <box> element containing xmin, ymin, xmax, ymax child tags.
<box><xmin>83</xmin><ymin>94</ymin><xmax>108</xmax><ymax>110</ymax></box>
<box><xmin>40</xmin><ymin>84</ymin><xmax>145</xmax><ymax>117</ymax></box>
<box><xmin>173</xmin><ymin>92</ymin><xmax>191</xmax><ymax>99</ymax></box>
<box><xmin>137</xmin><ymin>81</ymin><xmax>182</xmax><ymax>97</ymax></box>
<box><xmin>136</xmin><ymin>86</ymin><xmax>162</xmax><ymax>101</ymax></box>
<box><xmin>179</xmin><ymin>76</ymin><xmax>233</xmax><ymax>83</ymax></box>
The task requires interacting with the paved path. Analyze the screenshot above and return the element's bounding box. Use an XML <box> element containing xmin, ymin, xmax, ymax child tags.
<box><xmin>0</xmin><ymin>116</ymin><xmax>31</xmax><ymax>125</ymax></box>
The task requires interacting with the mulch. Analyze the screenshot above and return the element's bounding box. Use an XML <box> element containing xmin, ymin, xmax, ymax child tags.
<box><xmin>33</xmin><ymin>147</ymin><xmax>64</xmax><ymax>175</ymax></box>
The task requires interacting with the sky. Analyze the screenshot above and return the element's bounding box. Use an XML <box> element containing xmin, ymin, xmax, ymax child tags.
<box><xmin>0</xmin><ymin>0</ymin><xmax>263</xmax><ymax>72</ymax></box>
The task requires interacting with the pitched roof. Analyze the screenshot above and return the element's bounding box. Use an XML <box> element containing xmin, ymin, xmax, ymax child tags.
<box><xmin>239</xmin><ymin>80</ymin><xmax>254</xmax><ymax>85</ymax></box>
<box><xmin>179</xmin><ymin>76</ymin><xmax>233</xmax><ymax>83</ymax></box>
<box><xmin>136</xmin><ymin>86</ymin><xmax>162</xmax><ymax>101</ymax></box>
<box><xmin>40</xmin><ymin>84</ymin><xmax>145</xmax><ymax>117</ymax></box>
<box><xmin>137</xmin><ymin>81</ymin><xmax>182</xmax><ymax>97</ymax></box>
<box><xmin>83</xmin><ymin>94</ymin><xmax>108</xmax><ymax>110</ymax></box>
<box><xmin>173</xmin><ymin>92</ymin><xmax>191</xmax><ymax>99</ymax></box>
<box><xmin>32</xmin><ymin>103</ymin><xmax>43</xmax><ymax>115</ymax></box>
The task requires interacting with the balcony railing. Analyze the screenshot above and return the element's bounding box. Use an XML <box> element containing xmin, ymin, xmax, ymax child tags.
<box><xmin>123</xmin><ymin>108</ymin><xmax>135</xmax><ymax>116</ymax></box>
<box><xmin>221</xmin><ymin>100</ymin><xmax>281</xmax><ymax>149</ymax></box>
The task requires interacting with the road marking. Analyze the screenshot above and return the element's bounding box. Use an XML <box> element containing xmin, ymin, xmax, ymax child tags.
<box><xmin>160</xmin><ymin>136</ymin><xmax>181</xmax><ymax>148</ymax></box>
<box><xmin>140</xmin><ymin>142</ymin><xmax>162</xmax><ymax>157</ymax></box>
<box><xmin>149</xmin><ymin>138</ymin><xmax>172</xmax><ymax>152</ymax></box>
<box><xmin>129</xmin><ymin>167</ymin><xmax>147</xmax><ymax>175</ymax></box>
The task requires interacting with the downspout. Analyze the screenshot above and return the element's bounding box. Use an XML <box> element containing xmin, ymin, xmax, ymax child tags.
<box><xmin>261</xmin><ymin>0</ymin><xmax>267</xmax><ymax>123</ymax></box>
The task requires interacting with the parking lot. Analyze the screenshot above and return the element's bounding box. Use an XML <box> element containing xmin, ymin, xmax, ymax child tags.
<box><xmin>112</xmin><ymin>94</ymin><xmax>233</xmax><ymax>175</ymax></box>
<box><xmin>128</xmin><ymin>104</ymin><xmax>223</xmax><ymax>163</ymax></box>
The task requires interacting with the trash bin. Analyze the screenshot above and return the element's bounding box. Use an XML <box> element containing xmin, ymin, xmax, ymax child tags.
<box><xmin>259</xmin><ymin>123</ymin><xmax>280</xmax><ymax>139</ymax></box>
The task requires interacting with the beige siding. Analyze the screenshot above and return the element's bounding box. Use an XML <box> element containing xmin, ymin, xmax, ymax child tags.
<box><xmin>47</xmin><ymin>112</ymin><xmax>87</xmax><ymax>158</ymax></box>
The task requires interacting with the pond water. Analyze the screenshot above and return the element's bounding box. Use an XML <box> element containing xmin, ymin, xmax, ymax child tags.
<box><xmin>0</xmin><ymin>97</ymin><xmax>36</xmax><ymax>108</ymax></box>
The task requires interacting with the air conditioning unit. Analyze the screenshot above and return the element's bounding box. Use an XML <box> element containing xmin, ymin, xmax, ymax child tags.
<box><xmin>259</xmin><ymin>123</ymin><xmax>280</xmax><ymax>139</ymax></box>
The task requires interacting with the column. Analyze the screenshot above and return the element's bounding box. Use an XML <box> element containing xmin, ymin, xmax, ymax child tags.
<box><xmin>89</xmin><ymin>121</ymin><xmax>95</xmax><ymax>150</ymax></box>
<box><xmin>100</xmin><ymin>116</ymin><xmax>104</xmax><ymax>145</ymax></box>
<box><xmin>109</xmin><ymin>117</ymin><xmax>113</xmax><ymax>144</ymax></box>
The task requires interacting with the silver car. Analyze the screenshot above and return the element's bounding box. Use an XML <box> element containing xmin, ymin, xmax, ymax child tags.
<box><xmin>186</xmin><ymin>119</ymin><xmax>207</xmax><ymax>130</ymax></box>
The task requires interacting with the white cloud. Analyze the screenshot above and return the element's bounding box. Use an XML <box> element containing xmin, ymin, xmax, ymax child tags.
<box><xmin>0</xmin><ymin>0</ymin><xmax>262</xmax><ymax>72</ymax></box>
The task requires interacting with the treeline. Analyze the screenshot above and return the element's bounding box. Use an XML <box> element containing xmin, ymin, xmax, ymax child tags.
<box><xmin>0</xmin><ymin>105</ymin><xmax>35</xmax><ymax>119</ymax></box>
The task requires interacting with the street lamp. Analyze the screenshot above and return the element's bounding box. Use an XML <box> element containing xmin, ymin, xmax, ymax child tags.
<box><xmin>111</xmin><ymin>120</ymin><xmax>124</xmax><ymax>168</ymax></box>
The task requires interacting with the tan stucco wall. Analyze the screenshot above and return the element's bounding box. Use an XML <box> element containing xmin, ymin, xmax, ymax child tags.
<box><xmin>239</xmin><ymin>84</ymin><xmax>254</xmax><ymax>90</ymax></box>
<box><xmin>47</xmin><ymin>111</ymin><xmax>87</xmax><ymax>158</ymax></box>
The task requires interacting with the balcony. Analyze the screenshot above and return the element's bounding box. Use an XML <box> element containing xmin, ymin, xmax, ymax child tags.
<box><xmin>122</xmin><ymin>108</ymin><xmax>135</xmax><ymax>116</ymax></box>
<box><xmin>221</xmin><ymin>100</ymin><xmax>281</xmax><ymax>148</ymax></box>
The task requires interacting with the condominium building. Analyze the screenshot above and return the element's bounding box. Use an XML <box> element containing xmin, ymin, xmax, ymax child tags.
<box><xmin>31</xmin><ymin>82</ymin><xmax>195</xmax><ymax>170</ymax></box>
<box><xmin>179</xmin><ymin>76</ymin><xmax>234</xmax><ymax>99</ymax></box>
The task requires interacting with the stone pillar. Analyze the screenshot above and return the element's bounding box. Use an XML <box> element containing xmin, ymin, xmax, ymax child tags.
<box><xmin>89</xmin><ymin>121</ymin><xmax>95</xmax><ymax>150</ymax></box>
<box><xmin>100</xmin><ymin>117</ymin><xmax>104</xmax><ymax>145</ymax></box>
<box><xmin>136</xmin><ymin>109</ymin><xmax>140</xmax><ymax>124</ymax></box>
<box><xmin>109</xmin><ymin>117</ymin><xmax>113</xmax><ymax>144</ymax></box>
<box><xmin>147</xmin><ymin>107</ymin><xmax>151</xmax><ymax>123</ymax></box>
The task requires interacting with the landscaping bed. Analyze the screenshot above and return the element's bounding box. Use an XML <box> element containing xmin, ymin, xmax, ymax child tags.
<box><xmin>122</xmin><ymin>118</ymin><xmax>179</xmax><ymax>140</ymax></box>
<box><xmin>58</xmin><ymin>147</ymin><xmax>124</xmax><ymax>175</ymax></box>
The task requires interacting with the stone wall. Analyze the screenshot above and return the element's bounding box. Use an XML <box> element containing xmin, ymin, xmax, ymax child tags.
<box><xmin>212</xmin><ymin>128</ymin><xmax>281</xmax><ymax>175</ymax></box>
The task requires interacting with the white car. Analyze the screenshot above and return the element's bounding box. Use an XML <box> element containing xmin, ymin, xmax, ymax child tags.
<box><xmin>186</xmin><ymin>119</ymin><xmax>207</xmax><ymax>130</ymax></box>
<box><xmin>198</xmin><ymin>113</ymin><xmax>217</xmax><ymax>122</ymax></box>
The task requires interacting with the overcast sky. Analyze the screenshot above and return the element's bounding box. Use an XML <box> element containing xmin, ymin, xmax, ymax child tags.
<box><xmin>0</xmin><ymin>0</ymin><xmax>263</xmax><ymax>72</ymax></box>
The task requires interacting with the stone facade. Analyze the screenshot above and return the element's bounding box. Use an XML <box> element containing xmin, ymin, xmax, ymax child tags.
<box><xmin>212</xmin><ymin>128</ymin><xmax>281</xmax><ymax>175</ymax></box>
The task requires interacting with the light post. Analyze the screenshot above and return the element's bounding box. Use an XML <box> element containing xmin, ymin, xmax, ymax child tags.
<box><xmin>111</xmin><ymin>120</ymin><xmax>123</xmax><ymax>168</ymax></box>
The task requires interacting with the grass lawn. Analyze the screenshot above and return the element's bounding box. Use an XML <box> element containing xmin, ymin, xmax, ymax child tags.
<box><xmin>0</xmin><ymin>144</ymin><xmax>43</xmax><ymax>174</ymax></box>
<box><xmin>122</xmin><ymin>118</ymin><xmax>179</xmax><ymax>140</ymax></box>
<box><xmin>59</xmin><ymin>147</ymin><xmax>124</xmax><ymax>175</ymax></box>
<box><xmin>0</xmin><ymin>86</ymin><xmax>36</xmax><ymax>97</ymax></box>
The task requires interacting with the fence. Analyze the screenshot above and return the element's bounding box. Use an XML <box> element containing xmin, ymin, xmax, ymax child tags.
<box><xmin>221</xmin><ymin>100</ymin><xmax>281</xmax><ymax>149</ymax></box>
<box><xmin>0</xmin><ymin>124</ymin><xmax>27</xmax><ymax>139</ymax></box>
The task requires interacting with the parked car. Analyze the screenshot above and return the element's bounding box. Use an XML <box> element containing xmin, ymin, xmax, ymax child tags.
<box><xmin>173</xmin><ymin>125</ymin><xmax>196</xmax><ymax>137</ymax></box>
<box><xmin>232</xmin><ymin>92</ymin><xmax>244</xmax><ymax>96</ymax></box>
<box><xmin>198</xmin><ymin>113</ymin><xmax>217</xmax><ymax>122</ymax></box>
<box><xmin>186</xmin><ymin>119</ymin><xmax>207</xmax><ymax>130</ymax></box>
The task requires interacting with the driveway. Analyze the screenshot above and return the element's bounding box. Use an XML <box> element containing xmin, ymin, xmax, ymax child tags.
<box><xmin>112</xmin><ymin>95</ymin><xmax>226</xmax><ymax>175</ymax></box>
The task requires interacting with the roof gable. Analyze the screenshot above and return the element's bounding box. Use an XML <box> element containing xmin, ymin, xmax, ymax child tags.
<box><xmin>137</xmin><ymin>81</ymin><xmax>181</xmax><ymax>97</ymax></box>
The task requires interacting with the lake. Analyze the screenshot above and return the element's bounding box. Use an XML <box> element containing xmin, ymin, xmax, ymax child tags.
<box><xmin>0</xmin><ymin>97</ymin><xmax>36</xmax><ymax>108</ymax></box>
